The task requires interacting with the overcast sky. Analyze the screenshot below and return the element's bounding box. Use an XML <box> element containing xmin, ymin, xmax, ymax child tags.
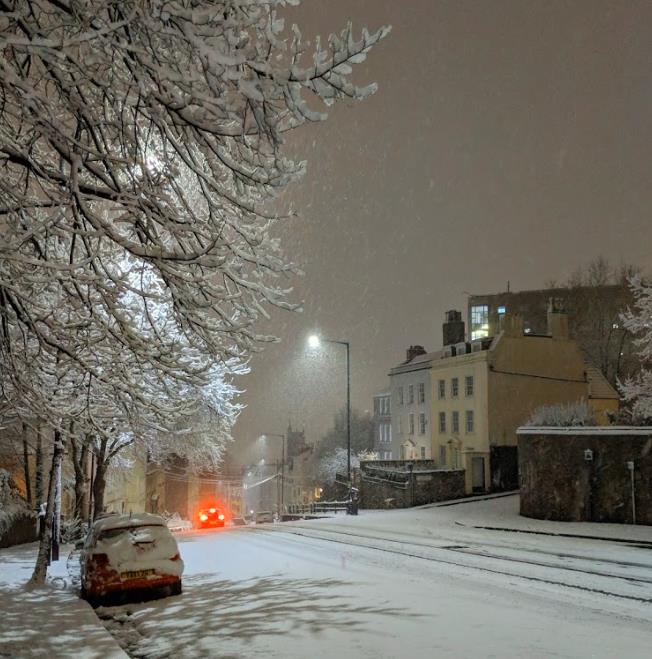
<box><xmin>231</xmin><ymin>0</ymin><xmax>652</xmax><ymax>465</ymax></box>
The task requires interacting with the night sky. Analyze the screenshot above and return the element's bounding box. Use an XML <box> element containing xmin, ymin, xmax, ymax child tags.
<box><xmin>232</xmin><ymin>0</ymin><xmax>652</xmax><ymax>464</ymax></box>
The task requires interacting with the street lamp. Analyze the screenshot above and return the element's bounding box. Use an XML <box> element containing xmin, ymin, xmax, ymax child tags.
<box><xmin>259</xmin><ymin>433</ymin><xmax>285</xmax><ymax>516</ymax></box>
<box><xmin>307</xmin><ymin>334</ymin><xmax>352</xmax><ymax>493</ymax></box>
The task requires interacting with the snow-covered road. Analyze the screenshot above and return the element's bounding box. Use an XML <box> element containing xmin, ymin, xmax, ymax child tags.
<box><xmin>99</xmin><ymin>496</ymin><xmax>652</xmax><ymax>658</ymax></box>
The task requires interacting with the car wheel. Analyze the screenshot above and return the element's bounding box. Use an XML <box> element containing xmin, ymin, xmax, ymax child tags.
<box><xmin>170</xmin><ymin>581</ymin><xmax>182</xmax><ymax>596</ymax></box>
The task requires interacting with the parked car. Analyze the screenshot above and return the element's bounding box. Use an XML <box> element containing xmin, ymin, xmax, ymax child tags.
<box><xmin>80</xmin><ymin>513</ymin><xmax>183</xmax><ymax>606</ymax></box>
<box><xmin>196</xmin><ymin>506</ymin><xmax>227</xmax><ymax>529</ymax></box>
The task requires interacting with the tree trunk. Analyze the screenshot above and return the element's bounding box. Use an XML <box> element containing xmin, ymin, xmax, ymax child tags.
<box><xmin>22</xmin><ymin>422</ymin><xmax>32</xmax><ymax>507</ymax></box>
<box><xmin>70</xmin><ymin>435</ymin><xmax>90</xmax><ymax>521</ymax></box>
<box><xmin>92</xmin><ymin>437</ymin><xmax>112</xmax><ymax>519</ymax></box>
<box><xmin>29</xmin><ymin>430</ymin><xmax>65</xmax><ymax>585</ymax></box>
<box><xmin>35</xmin><ymin>426</ymin><xmax>44</xmax><ymax>506</ymax></box>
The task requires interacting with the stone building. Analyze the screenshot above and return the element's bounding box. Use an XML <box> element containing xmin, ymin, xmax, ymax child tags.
<box><xmin>390</xmin><ymin>310</ymin><xmax>618</xmax><ymax>494</ymax></box>
<box><xmin>372</xmin><ymin>391</ymin><xmax>392</xmax><ymax>460</ymax></box>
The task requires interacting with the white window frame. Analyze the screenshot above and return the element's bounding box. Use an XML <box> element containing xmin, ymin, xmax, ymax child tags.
<box><xmin>438</xmin><ymin>411</ymin><xmax>446</xmax><ymax>433</ymax></box>
<box><xmin>465</xmin><ymin>410</ymin><xmax>474</xmax><ymax>433</ymax></box>
<box><xmin>465</xmin><ymin>375</ymin><xmax>474</xmax><ymax>397</ymax></box>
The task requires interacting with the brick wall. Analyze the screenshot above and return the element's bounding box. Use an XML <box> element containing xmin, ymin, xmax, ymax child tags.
<box><xmin>518</xmin><ymin>428</ymin><xmax>652</xmax><ymax>525</ymax></box>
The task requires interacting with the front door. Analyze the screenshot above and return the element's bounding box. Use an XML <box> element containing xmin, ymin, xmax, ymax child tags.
<box><xmin>472</xmin><ymin>457</ymin><xmax>485</xmax><ymax>492</ymax></box>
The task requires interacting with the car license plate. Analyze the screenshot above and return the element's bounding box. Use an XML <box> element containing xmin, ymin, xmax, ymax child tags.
<box><xmin>121</xmin><ymin>569</ymin><xmax>155</xmax><ymax>580</ymax></box>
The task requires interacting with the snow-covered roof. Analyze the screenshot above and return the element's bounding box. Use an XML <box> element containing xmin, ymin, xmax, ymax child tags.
<box><xmin>91</xmin><ymin>512</ymin><xmax>166</xmax><ymax>533</ymax></box>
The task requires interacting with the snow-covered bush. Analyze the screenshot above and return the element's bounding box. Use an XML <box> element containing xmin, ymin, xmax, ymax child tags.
<box><xmin>527</xmin><ymin>401</ymin><xmax>596</xmax><ymax>427</ymax></box>
<box><xmin>61</xmin><ymin>517</ymin><xmax>87</xmax><ymax>544</ymax></box>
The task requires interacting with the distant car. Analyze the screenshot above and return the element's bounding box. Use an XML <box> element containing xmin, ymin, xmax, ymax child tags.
<box><xmin>80</xmin><ymin>513</ymin><xmax>183</xmax><ymax>606</ymax></box>
<box><xmin>197</xmin><ymin>506</ymin><xmax>227</xmax><ymax>529</ymax></box>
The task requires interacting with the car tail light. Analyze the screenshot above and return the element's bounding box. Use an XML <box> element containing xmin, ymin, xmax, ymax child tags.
<box><xmin>209</xmin><ymin>508</ymin><xmax>216</xmax><ymax>514</ymax></box>
<box><xmin>218</xmin><ymin>514</ymin><xmax>225</xmax><ymax>521</ymax></box>
<box><xmin>199</xmin><ymin>513</ymin><xmax>208</xmax><ymax>522</ymax></box>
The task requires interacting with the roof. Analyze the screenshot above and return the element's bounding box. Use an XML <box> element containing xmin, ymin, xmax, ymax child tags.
<box><xmin>585</xmin><ymin>364</ymin><xmax>619</xmax><ymax>400</ymax></box>
<box><xmin>389</xmin><ymin>350</ymin><xmax>441</xmax><ymax>375</ymax></box>
<box><xmin>92</xmin><ymin>513</ymin><xmax>166</xmax><ymax>533</ymax></box>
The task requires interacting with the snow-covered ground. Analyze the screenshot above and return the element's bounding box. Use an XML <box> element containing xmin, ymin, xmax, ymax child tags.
<box><xmin>93</xmin><ymin>494</ymin><xmax>652</xmax><ymax>658</ymax></box>
<box><xmin>0</xmin><ymin>543</ymin><xmax>127</xmax><ymax>658</ymax></box>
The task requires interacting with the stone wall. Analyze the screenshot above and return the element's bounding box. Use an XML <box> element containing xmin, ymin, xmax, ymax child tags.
<box><xmin>0</xmin><ymin>512</ymin><xmax>37</xmax><ymax>548</ymax></box>
<box><xmin>359</xmin><ymin>461</ymin><xmax>465</xmax><ymax>509</ymax></box>
<box><xmin>518</xmin><ymin>427</ymin><xmax>652</xmax><ymax>525</ymax></box>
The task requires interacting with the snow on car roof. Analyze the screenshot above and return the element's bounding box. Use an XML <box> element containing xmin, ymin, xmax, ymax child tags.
<box><xmin>92</xmin><ymin>512</ymin><xmax>166</xmax><ymax>533</ymax></box>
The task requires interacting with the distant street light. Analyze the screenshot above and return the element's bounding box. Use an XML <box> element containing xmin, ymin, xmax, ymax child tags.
<box><xmin>307</xmin><ymin>334</ymin><xmax>352</xmax><ymax>498</ymax></box>
<box><xmin>259</xmin><ymin>433</ymin><xmax>286</xmax><ymax>515</ymax></box>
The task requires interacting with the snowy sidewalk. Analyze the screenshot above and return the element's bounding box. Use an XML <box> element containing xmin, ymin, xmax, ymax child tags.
<box><xmin>0</xmin><ymin>543</ymin><xmax>127</xmax><ymax>658</ymax></box>
<box><xmin>446</xmin><ymin>493</ymin><xmax>652</xmax><ymax>544</ymax></box>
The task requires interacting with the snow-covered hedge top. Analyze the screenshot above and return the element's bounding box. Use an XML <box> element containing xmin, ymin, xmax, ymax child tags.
<box><xmin>92</xmin><ymin>513</ymin><xmax>166</xmax><ymax>534</ymax></box>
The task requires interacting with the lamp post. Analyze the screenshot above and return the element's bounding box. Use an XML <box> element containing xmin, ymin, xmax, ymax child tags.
<box><xmin>308</xmin><ymin>335</ymin><xmax>352</xmax><ymax>491</ymax></box>
<box><xmin>259</xmin><ymin>434</ymin><xmax>285</xmax><ymax>516</ymax></box>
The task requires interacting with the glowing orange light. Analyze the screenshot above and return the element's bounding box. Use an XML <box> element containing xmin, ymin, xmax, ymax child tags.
<box><xmin>199</xmin><ymin>513</ymin><xmax>208</xmax><ymax>522</ymax></box>
<box><xmin>209</xmin><ymin>508</ymin><xmax>216</xmax><ymax>513</ymax></box>
<box><xmin>218</xmin><ymin>514</ymin><xmax>225</xmax><ymax>521</ymax></box>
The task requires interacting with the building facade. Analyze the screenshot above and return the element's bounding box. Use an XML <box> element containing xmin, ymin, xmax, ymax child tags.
<box><xmin>372</xmin><ymin>391</ymin><xmax>392</xmax><ymax>460</ymax></box>
<box><xmin>391</xmin><ymin>310</ymin><xmax>618</xmax><ymax>494</ymax></box>
<box><xmin>389</xmin><ymin>346</ymin><xmax>435</xmax><ymax>461</ymax></box>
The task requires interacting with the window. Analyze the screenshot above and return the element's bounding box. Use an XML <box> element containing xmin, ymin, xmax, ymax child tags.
<box><xmin>465</xmin><ymin>375</ymin><xmax>474</xmax><ymax>397</ymax></box>
<box><xmin>409</xmin><ymin>413</ymin><xmax>415</xmax><ymax>435</ymax></box>
<box><xmin>397</xmin><ymin>415</ymin><xmax>402</xmax><ymax>434</ymax></box>
<box><xmin>438</xmin><ymin>379</ymin><xmax>445</xmax><ymax>399</ymax></box>
<box><xmin>452</xmin><ymin>410</ymin><xmax>459</xmax><ymax>434</ymax></box>
<box><xmin>374</xmin><ymin>398</ymin><xmax>380</xmax><ymax>415</ymax></box>
<box><xmin>400</xmin><ymin>445</ymin><xmax>405</xmax><ymax>459</ymax></box>
<box><xmin>451</xmin><ymin>377</ymin><xmax>459</xmax><ymax>398</ymax></box>
<box><xmin>465</xmin><ymin>410</ymin><xmax>474</xmax><ymax>433</ymax></box>
<box><xmin>398</xmin><ymin>387</ymin><xmax>404</xmax><ymax>405</ymax></box>
<box><xmin>420</xmin><ymin>446</ymin><xmax>426</xmax><ymax>459</ymax></box>
<box><xmin>439</xmin><ymin>445</ymin><xmax>447</xmax><ymax>466</ymax></box>
<box><xmin>439</xmin><ymin>411</ymin><xmax>446</xmax><ymax>433</ymax></box>
<box><xmin>408</xmin><ymin>384</ymin><xmax>414</xmax><ymax>405</ymax></box>
<box><xmin>382</xmin><ymin>397</ymin><xmax>390</xmax><ymax>415</ymax></box>
<box><xmin>418</xmin><ymin>382</ymin><xmax>425</xmax><ymax>404</ymax></box>
<box><xmin>419</xmin><ymin>413</ymin><xmax>426</xmax><ymax>435</ymax></box>
<box><xmin>497</xmin><ymin>305</ymin><xmax>506</xmax><ymax>315</ymax></box>
<box><xmin>471</xmin><ymin>304</ymin><xmax>489</xmax><ymax>341</ymax></box>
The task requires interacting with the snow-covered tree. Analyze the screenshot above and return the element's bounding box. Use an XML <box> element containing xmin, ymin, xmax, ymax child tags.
<box><xmin>1</xmin><ymin>2</ymin><xmax>389</xmax><ymax>581</ymax></box>
<box><xmin>619</xmin><ymin>277</ymin><xmax>652</xmax><ymax>421</ymax></box>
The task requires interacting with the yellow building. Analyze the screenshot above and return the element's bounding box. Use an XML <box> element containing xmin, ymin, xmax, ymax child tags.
<box><xmin>432</xmin><ymin>313</ymin><xmax>617</xmax><ymax>493</ymax></box>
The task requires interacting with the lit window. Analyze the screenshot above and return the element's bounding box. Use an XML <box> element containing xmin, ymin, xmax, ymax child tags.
<box><xmin>471</xmin><ymin>304</ymin><xmax>489</xmax><ymax>341</ymax></box>
<box><xmin>465</xmin><ymin>410</ymin><xmax>474</xmax><ymax>433</ymax></box>
<box><xmin>452</xmin><ymin>411</ymin><xmax>459</xmax><ymax>433</ymax></box>
<box><xmin>497</xmin><ymin>305</ymin><xmax>506</xmax><ymax>315</ymax></box>
<box><xmin>439</xmin><ymin>412</ymin><xmax>446</xmax><ymax>433</ymax></box>
<box><xmin>451</xmin><ymin>377</ymin><xmax>459</xmax><ymax>398</ymax></box>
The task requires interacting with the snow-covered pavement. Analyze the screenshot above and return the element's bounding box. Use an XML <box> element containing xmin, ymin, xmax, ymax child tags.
<box><xmin>96</xmin><ymin>495</ymin><xmax>652</xmax><ymax>658</ymax></box>
<box><xmin>0</xmin><ymin>543</ymin><xmax>127</xmax><ymax>658</ymax></box>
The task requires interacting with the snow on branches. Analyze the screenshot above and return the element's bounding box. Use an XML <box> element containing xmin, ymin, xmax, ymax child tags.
<box><xmin>619</xmin><ymin>277</ymin><xmax>652</xmax><ymax>421</ymax></box>
<box><xmin>0</xmin><ymin>2</ymin><xmax>389</xmax><ymax>442</ymax></box>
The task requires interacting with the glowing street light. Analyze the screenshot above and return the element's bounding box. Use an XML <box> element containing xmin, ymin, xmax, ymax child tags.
<box><xmin>307</xmin><ymin>333</ymin><xmax>353</xmax><ymax>510</ymax></box>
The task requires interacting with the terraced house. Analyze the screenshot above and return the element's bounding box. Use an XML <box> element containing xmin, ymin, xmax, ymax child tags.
<box><xmin>389</xmin><ymin>310</ymin><xmax>618</xmax><ymax>494</ymax></box>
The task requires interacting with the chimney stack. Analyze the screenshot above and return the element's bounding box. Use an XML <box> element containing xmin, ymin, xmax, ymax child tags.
<box><xmin>443</xmin><ymin>310</ymin><xmax>465</xmax><ymax>346</ymax></box>
<box><xmin>406</xmin><ymin>345</ymin><xmax>427</xmax><ymax>362</ymax></box>
<box><xmin>547</xmin><ymin>297</ymin><xmax>569</xmax><ymax>339</ymax></box>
